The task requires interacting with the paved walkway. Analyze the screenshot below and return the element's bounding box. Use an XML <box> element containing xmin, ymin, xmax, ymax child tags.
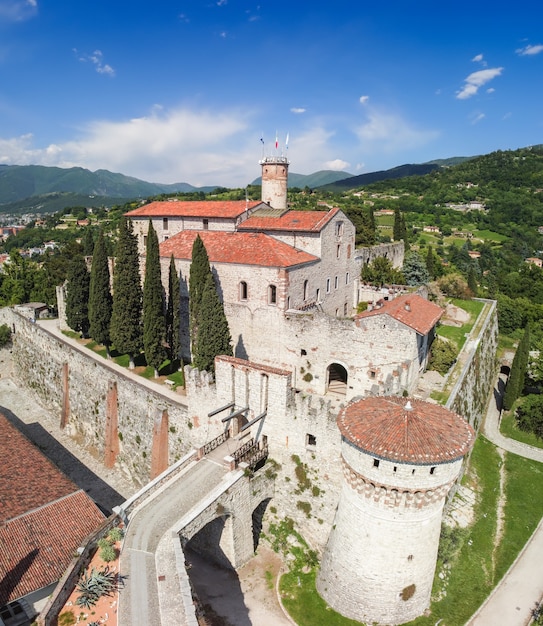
<box><xmin>467</xmin><ymin>370</ymin><xmax>543</xmax><ymax>626</ymax></box>
<box><xmin>118</xmin><ymin>441</ymin><xmax>244</xmax><ymax>626</ymax></box>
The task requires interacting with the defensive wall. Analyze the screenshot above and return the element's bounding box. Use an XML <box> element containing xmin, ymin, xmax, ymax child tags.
<box><xmin>0</xmin><ymin>296</ymin><xmax>499</xmax><ymax>552</ymax></box>
<box><xmin>354</xmin><ymin>240</ymin><xmax>405</xmax><ymax>269</ymax></box>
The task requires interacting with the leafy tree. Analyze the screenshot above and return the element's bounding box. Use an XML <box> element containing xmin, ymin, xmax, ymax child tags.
<box><xmin>0</xmin><ymin>324</ymin><xmax>11</xmax><ymax>347</ymax></box>
<box><xmin>467</xmin><ymin>265</ymin><xmax>478</xmax><ymax>295</ymax></box>
<box><xmin>516</xmin><ymin>394</ymin><xmax>543</xmax><ymax>439</ymax></box>
<box><xmin>428</xmin><ymin>338</ymin><xmax>457</xmax><ymax>374</ymax></box>
<box><xmin>88</xmin><ymin>230</ymin><xmax>112</xmax><ymax>353</ymax></box>
<box><xmin>402</xmin><ymin>251</ymin><xmax>429</xmax><ymax>286</ymax></box>
<box><xmin>143</xmin><ymin>221</ymin><xmax>166</xmax><ymax>377</ymax></box>
<box><xmin>166</xmin><ymin>255</ymin><xmax>181</xmax><ymax>362</ymax></box>
<box><xmin>189</xmin><ymin>235</ymin><xmax>211</xmax><ymax>353</ymax></box>
<box><xmin>0</xmin><ymin>250</ymin><xmax>39</xmax><ymax>305</ymax></box>
<box><xmin>193</xmin><ymin>273</ymin><xmax>232</xmax><ymax>372</ymax></box>
<box><xmin>360</xmin><ymin>256</ymin><xmax>403</xmax><ymax>286</ymax></box>
<box><xmin>110</xmin><ymin>217</ymin><xmax>143</xmax><ymax>368</ymax></box>
<box><xmin>65</xmin><ymin>255</ymin><xmax>90</xmax><ymax>337</ymax></box>
<box><xmin>436</xmin><ymin>273</ymin><xmax>471</xmax><ymax>299</ymax></box>
<box><xmin>393</xmin><ymin>207</ymin><xmax>402</xmax><ymax>241</ymax></box>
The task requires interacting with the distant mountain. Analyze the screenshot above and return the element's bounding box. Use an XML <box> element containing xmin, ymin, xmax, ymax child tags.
<box><xmin>251</xmin><ymin>169</ymin><xmax>354</xmax><ymax>189</ymax></box>
<box><xmin>0</xmin><ymin>164</ymin><xmax>217</xmax><ymax>208</ymax></box>
<box><xmin>321</xmin><ymin>163</ymin><xmax>444</xmax><ymax>191</ymax></box>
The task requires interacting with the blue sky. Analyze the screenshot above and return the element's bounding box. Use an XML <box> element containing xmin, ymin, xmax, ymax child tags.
<box><xmin>1</xmin><ymin>0</ymin><xmax>542</xmax><ymax>187</ymax></box>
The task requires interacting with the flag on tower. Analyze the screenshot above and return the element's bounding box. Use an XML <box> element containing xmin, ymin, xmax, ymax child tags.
<box><xmin>285</xmin><ymin>132</ymin><xmax>289</xmax><ymax>150</ymax></box>
<box><xmin>275</xmin><ymin>131</ymin><xmax>278</xmax><ymax>150</ymax></box>
<box><xmin>260</xmin><ymin>133</ymin><xmax>264</xmax><ymax>145</ymax></box>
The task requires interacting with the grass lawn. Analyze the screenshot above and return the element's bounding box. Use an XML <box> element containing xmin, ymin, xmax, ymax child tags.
<box><xmin>473</xmin><ymin>229</ymin><xmax>509</xmax><ymax>243</ymax></box>
<box><xmin>277</xmin><ymin>436</ymin><xmax>543</xmax><ymax>626</ymax></box>
<box><xmin>436</xmin><ymin>297</ymin><xmax>485</xmax><ymax>351</ymax></box>
<box><xmin>500</xmin><ymin>410</ymin><xmax>543</xmax><ymax>450</ymax></box>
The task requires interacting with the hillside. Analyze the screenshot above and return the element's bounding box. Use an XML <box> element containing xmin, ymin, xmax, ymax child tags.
<box><xmin>0</xmin><ymin>164</ymin><xmax>217</xmax><ymax>211</ymax></box>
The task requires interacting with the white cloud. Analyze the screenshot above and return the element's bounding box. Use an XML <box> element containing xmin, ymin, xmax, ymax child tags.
<box><xmin>0</xmin><ymin>106</ymin><xmax>258</xmax><ymax>186</ymax></box>
<box><xmin>324</xmin><ymin>159</ymin><xmax>350</xmax><ymax>171</ymax></box>
<box><xmin>354</xmin><ymin>108</ymin><xmax>439</xmax><ymax>153</ymax></box>
<box><xmin>486</xmin><ymin>87</ymin><xmax>495</xmax><ymax>94</ymax></box>
<box><xmin>456</xmin><ymin>67</ymin><xmax>503</xmax><ymax>100</ymax></box>
<box><xmin>0</xmin><ymin>0</ymin><xmax>38</xmax><ymax>22</ymax></box>
<box><xmin>359</xmin><ymin>95</ymin><xmax>369</xmax><ymax>105</ymax></box>
<box><xmin>516</xmin><ymin>44</ymin><xmax>543</xmax><ymax>56</ymax></box>
<box><xmin>470</xmin><ymin>112</ymin><xmax>485</xmax><ymax>125</ymax></box>
<box><xmin>291</xmin><ymin>107</ymin><xmax>306</xmax><ymax>114</ymax></box>
<box><xmin>75</xmin><ymin>49</ymin><xmax>115</xmax><ymax>77</ymax></box>
<box><xmin>472</xmin><ymin>54</ymin><xmax>484</xmax><ymax>63</ymax></box>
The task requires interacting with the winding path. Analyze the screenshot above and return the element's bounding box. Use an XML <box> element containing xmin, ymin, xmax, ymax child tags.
<box><xmin>467</xmin><ymin>370</ymin><xmax>543</xmax><ymax>625</ymax></box>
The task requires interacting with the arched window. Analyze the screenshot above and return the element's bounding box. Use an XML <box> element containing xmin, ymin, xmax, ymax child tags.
<box><xmin>268</xmin><ymin>284</ymin><xmax>277</xmax><ymax>304</ymax></box>
<box><xmin>327</xmin><ymin>363</ymin><xmax>348</xmax><ymax>395</ymax></box>
<box><xmin>303</xmin><ymin>279</ymin><xmax>309</xmax><ymax>301</ymax></box>
<box><xmin>239</xmin><ymin>281</ymin><xmax>248</xmax><ymax>300</ymax></box>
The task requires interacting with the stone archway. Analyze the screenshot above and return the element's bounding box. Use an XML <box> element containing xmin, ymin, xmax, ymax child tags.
<box><xmin>327</xmin><ymin>363</ymin><xmax>348</xmax><ymax>395</ymax></box>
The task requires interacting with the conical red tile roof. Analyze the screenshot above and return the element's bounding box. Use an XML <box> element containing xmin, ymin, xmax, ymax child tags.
<box><xmin>337</xmin><ymin>396</ymin><xmax>474</xmax><ymax>464</ymax></box>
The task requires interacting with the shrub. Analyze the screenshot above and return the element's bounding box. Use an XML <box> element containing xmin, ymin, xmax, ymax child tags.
<box><xmin>99</xmin><ymin>543</ymin><xmax>117</xmax><ymax>563</ymax></box>
<box><xmin>428</xmin><ymin>337</ymin><xmax>457</xmax><ymax>374</ymax></box>
<box><xmin>0</xmin><ymin>324</ymin><xmax>11</xmax><ymax>348</ymax></box>
<box><xmin>108</xmin><ymin>527</ymin><xmax>123</xmax><ymax>542</ymax></box>
<box><xmin>58</xmin><ymin>612</ymin><xmax>76</xmax><ymax>626</ymax></box>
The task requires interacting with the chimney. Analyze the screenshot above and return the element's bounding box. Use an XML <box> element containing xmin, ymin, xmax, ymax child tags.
<box><xmin>405</xmin><ymin>300</ymin><xmax>411</xmax><ymax>312</ymax></box>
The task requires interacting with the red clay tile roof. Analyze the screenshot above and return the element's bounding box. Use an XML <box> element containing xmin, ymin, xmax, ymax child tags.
<box><xmin>337</xmin><ymin>396</ymin><xmax>474</xmax><ymax>464</ymax></box>
<box><xmin>0</xmin><ymin>491</ymin><xmax>106</xmax><ymax>604</ymax></box>
<box><xmin>0</xmin><ymin>415</ymin><xmax>105</xmax><ymax>604</ymax></box>
<box><xmin>1</xmin><ymin>416</ymin><xmax>80</xmax><ymax>522</ymax></box>
<box><xmin>238</xmin><ymin>207</ymin><xmax>340</xmax><ymax>232</ymax></box>
<box><xmin>356</xmin><ymin>294</ymin><xmax>443</xmax><ymax>335</ymax></box>
<box><xmin>125</xmin><ymin>200</ymin><xmax>265</xmax><ymax>219</ymax></box>
<box><xmin>159</xmin><ymin>230</ymin><xmax>318</xmax><ymax>268</ymax></box>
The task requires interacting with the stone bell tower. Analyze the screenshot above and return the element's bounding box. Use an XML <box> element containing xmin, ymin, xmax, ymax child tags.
<box><xmin>259</xmin><ymin>155</ymin><xmax>289</xmax><ymax>210</ymax></box>
<box><xmin>316</xmin><ymin>396</ymin><xmax>474</xmax><ymax>625</ymax></box>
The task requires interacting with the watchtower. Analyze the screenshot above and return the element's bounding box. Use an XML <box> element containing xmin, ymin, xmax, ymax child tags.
<box><xmin>316</xmin><ymin>396</ymin><xmax>474</xmax><ymax>625</ymax></box>
<box><xmin>259</xmin><ymin>155</ymin><xmax>289</xmax><ymax>210</ymax></box>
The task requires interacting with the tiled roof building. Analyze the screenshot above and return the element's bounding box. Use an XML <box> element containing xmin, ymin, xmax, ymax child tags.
<box><xmin>0</xmin><ymin>414</ymin><xmax>105</xmax><ymax>615</ymax></box>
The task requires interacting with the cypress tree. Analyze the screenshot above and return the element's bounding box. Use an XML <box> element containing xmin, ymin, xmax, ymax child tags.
<box><xmin>393</xmin><ymin>207</ymin><xmax>402</xmax><ymax>241</ymax></box>
<box><xmin>193</xmin><ymin>272</ymin><xmax>232</xmax><ymax>373</ymax></box>
<box><xmin>110</xmin><ymin>217</ymin><xmax>143</xmax><ymax>368</ymax></box>
<box><xmin>88</xmin><ymin>230</ymin><xmax>112</xmax><ymax>354</ymax></box>
<box><xmin>426</xmin><ymin>246</ymin><xmax>435</xmax><ymax>280</ymax></box>
<box><xmin>189</xmin><ymin>235</ymin><xmax>211</xmax><ymax>353</ymax></box>
<box><xmin>82</xmin><ymin>227</ymin><xmax>95</xmax><ymax>256</ymax></box>
<box><xmin>143</xmin><ymin>221</ymin><xmax>166</xmax><ymax>377</ymax></box>
<box><xmin>65</xmin><ymin>255</ymin><xmax>90</xmax><ymax>337</ymax></box>
<box><xmin>166</xmin><ymin>255</ymin><xmax>181</xmax><ymax>362</ymax></box>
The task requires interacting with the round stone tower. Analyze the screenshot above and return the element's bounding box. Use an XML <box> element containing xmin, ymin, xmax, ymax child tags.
<box><xmin>316</xmin><ymin>396</ymin><xmax>474</xmax><ymax>625</ymax></box>
<box><xmin>259</xmin><ymin>155</ymin><xmax>289</xmax><ymax>210</ymax></box>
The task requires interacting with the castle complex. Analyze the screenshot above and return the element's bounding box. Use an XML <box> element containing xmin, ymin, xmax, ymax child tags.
<box><xmin>2</xmin><ymin>152</ymin><xmax>498</xmax><ymax>626</ymax></box>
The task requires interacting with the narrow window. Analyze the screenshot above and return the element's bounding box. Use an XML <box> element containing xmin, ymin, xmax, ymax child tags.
<box><xmin>336</xmin><ymin>221</ymin><xmax>343</xmax><ymax>236</ymax></box>
<box><xmin>203</xmin><ymin>218</ymin><xmax>209</xmax><ymax>230</ymax></box>
<box><xmin>373</xmin><ymin>458</ymin><xmax>380</xmax><ymax>468</ymax></box>
<box><xmin>393</xmin><ymin>466</ymin><xmax>397</xmax><ymax>473</ymax></box>
<box><xmin>303</xmin><ymin>279</ymin><xmax>309</xmax><ymax>301</ymax></box>
<box><xmin>337</xmin><ymin>244</ymin><xmax>341</xmax><ymax>259</ymax></box>
<box><xmin>301</xmin><ymin>349</ymin><xmax>307</xmax><ymax>356</ymax></box>
<box><xmin>343</xmin><ymin>302</ymin><xmax>348</xmax><ymax>316</ymax></box>
<box><xmin>163</xmin><ymin>217</ymin><xmax>169</xmax><ymax>230</ymax></box>
<box><xmin>369</xmin><ymin>370</ymin><xmax>376</xmax><ymax>379</ymax></box>
<box><xmin>345</xmin><ymin>272</ymin><xmax>350</xmax><ymax>284</ymax></box>
<box><xmin>334</xmin><ymin>276</ymin><xmax>339</xmax><ymax>289</ymax></box>
<box><xmin>268</xmin><ymin>284</ymin><xmax>277</xmax><ymax>304</ymax></box>
<box><xmin>143</xmin><ymin>235</ymin><xmax>147</xmax><ymax>247</ymax></box>
<box><xmin>306</xmin><ymin>433</ymin><xmax>317</xmax><ymax>446</ymax></box>
<box><xmin>326</xmin><ymin>278</ymin><xmax>331</xmax><ymax>293</ymax></box>
<box><xmin>239</xmin><ymin>281</ymin><xmax>248</xmax><ymax>300</ymax></box>
<box><xmin>316</xmin><ymin>288</ymin><xmax>321</xmax><ymax>302</ymax></box>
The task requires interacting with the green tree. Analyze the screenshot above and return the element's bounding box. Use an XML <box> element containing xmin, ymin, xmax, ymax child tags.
<box><xmin>516</xmin><ymin>394</ymin><xmax>543</xmax><ymax>439</ymax></box>
<box><xmin>88</xmin><ymin>230</ymin><xmax>112</xmax><ymax>353</ymax></box>
<box><xmin>0</xmin><ymin>324</ymin><xmax>12</xmax><ymax>347</ymax></box>
<box><xmin>360</xmin><ymin>256</ymin><xmax>403</xmax><ymax>286</ymax></box>
<box><xmin>110</xmin><ymin>217</ymin><xmax>143</xmax><ymax>368</ymax></box>
<box><xmin>189</xmin><ymin>235</ymin><xmax>211</xmax><ymax>353</ymax></box>
<box><xmin>428</xmin><ymin>338</ymin><xmax>457</xmax><ymax>374</ymax></box>
<box><xmin>402</xmin><ymin>251</ymin><xmax>429</xmax><ymax>286</ymax></box>
<box><xmin>65</xmin><ymin>255</ymin><xmax>90</xmax><ymax>337</ymax></box>
<box><xmin>0</xmin><ymin>250</ymin><xmax>39</xmax><ymax>305</ymax></box>
<box><xmin>193</xmin><ymin>273</ymin><xmax>233</xmax><ymax>372</ymax></box>
<box><xmin>166</xmin><ymin>255</ymin><xmax>181</xmax><ymax>362</ymax></box>
<box><xmin>467</xmin><ymin>265</ymin><xmax>478</xmax><ymax>295</ymax></box>
<box><xmin>143</xmin><ymin>221</ymin><xmax>166</xmax><ymax>377</ymax></box>
<box><xmin>82</xmin><ymin>227</ymin><xmax>95</xmax><ymax>256</ymax></box>
<box><xmin>393</xmin><ymin>207</ymin><xmax>402</xmax><ymax>241</ymax></box>
<box><xmin>426</xmin><ymin>246</ymin><xmax>435</xmax><ymax>280</ymax></box>
<box><xmin>503</xmin><ymin>325</ymin><xmax>530</xmax><ymax>410</ymax></box>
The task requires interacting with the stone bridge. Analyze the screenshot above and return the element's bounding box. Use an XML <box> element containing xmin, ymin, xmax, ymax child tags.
<box><xmin>116</xmin><ymin>435</ymin><xmax>275</xmax><ymax>626</ymax></box>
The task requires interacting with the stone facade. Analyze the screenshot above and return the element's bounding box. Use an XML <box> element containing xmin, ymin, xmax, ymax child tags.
<box><xmin>259</xmin><ymin>155</ymin><xmax>289</xmax><ymax>209</ymax></box>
